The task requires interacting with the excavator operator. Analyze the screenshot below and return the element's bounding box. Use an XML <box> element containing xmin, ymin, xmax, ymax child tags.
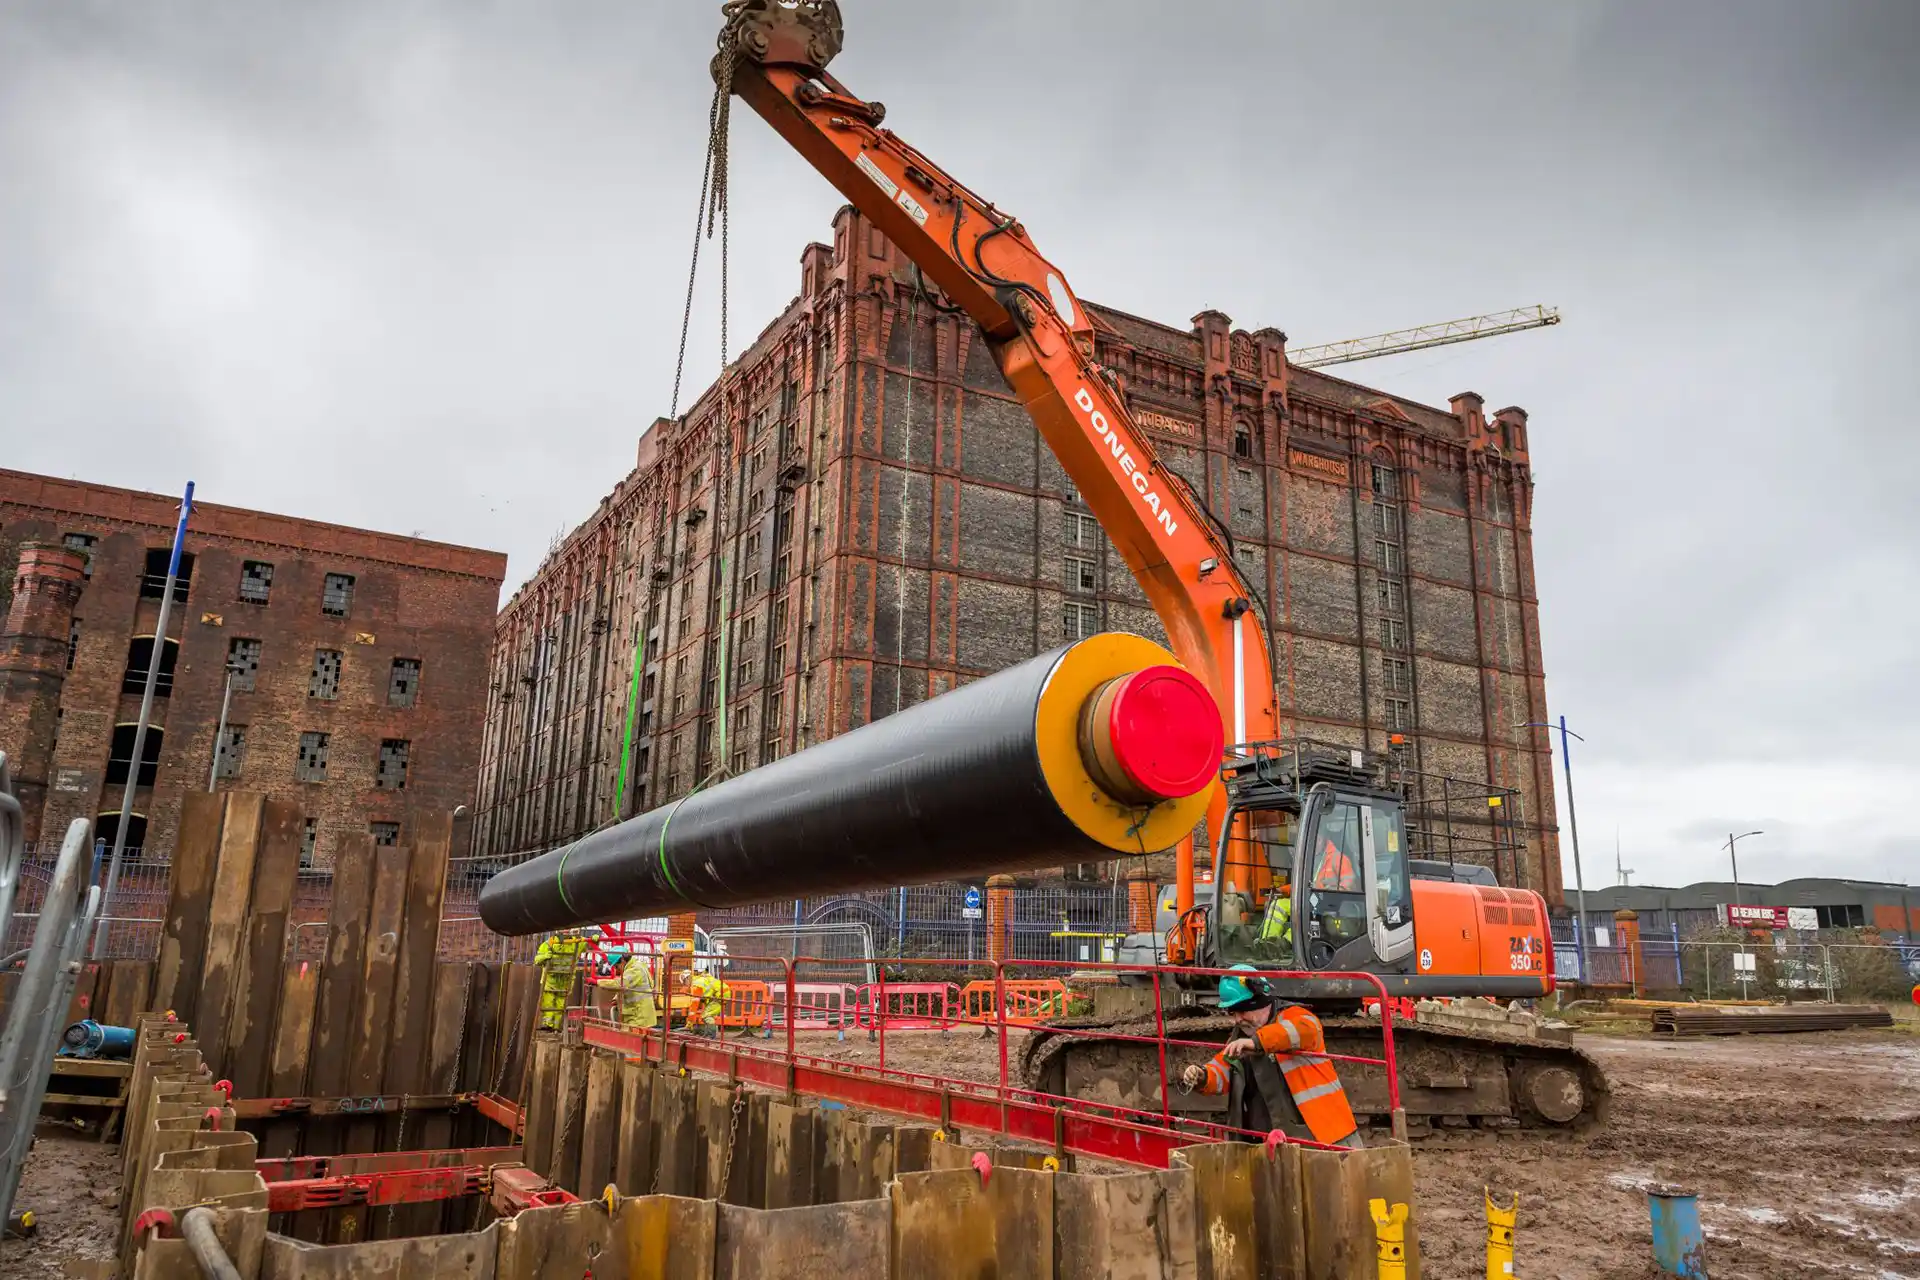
<box><xmin>1180</xmin><ymin>965</ymin><xmax>1363</xmax><ymax>1150</ymax></box>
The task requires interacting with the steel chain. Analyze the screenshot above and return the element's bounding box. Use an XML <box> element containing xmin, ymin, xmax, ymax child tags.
<box><xmin>717</xmin><ymin>1085</ymin><xmax>745</xmax><ymax>1201</ymax></box>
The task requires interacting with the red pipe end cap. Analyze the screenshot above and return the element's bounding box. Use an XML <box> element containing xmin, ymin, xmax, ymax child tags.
<box><xmin>1105</xmin><ymin>665</ymin><xmax>1223</xmax><ymax>800</ymax></box>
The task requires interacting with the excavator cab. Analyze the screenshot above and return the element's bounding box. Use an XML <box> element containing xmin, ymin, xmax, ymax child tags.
<box><xmin>1204</xmin><ymin>742</ymin><xmax>1416</xmax><ymax>983</ymax></box>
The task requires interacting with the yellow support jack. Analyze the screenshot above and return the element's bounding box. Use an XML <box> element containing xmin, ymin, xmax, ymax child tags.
<box><xmin>1368</xmin><ymin>1198</ymin><xmax>1408</xmax><ymax>1280</ymax></box>
<box><xmin>1486</xmin><ymin>1187</ymin><xmax>1519</xmax><ymax>1278</ymax></box>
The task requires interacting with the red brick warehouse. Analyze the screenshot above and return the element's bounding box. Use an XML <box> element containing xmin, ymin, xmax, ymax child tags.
<box><xmin>0</xmin><ymin>470</ymin><xmax>507</xmax><ymax>865</ymax></box>
<box><xmin>474</xmin><ymin>208</ymin><xmax>1561</xmax><ymax>900</ymax></box>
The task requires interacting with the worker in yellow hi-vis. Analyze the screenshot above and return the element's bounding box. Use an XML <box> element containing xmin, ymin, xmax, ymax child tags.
<box><xmin>534</xmin><ymin>928</ymin><xmax>591</xmax><ymax>1031</ymax></box>
<box><xmin>687</xmin><ymin>969</ymin><xmax>732</xmax><ymax>1038</ymax></box>
<box><xmin>614</xmin><ymin>950</ymin><xmax>658</xmax><ymax>1031</ymax></box>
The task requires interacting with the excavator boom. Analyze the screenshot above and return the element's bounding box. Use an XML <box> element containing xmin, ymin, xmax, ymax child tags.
<box><xmin>719</xmin><ymin>4</ymin><xmax>1276</xmax><ymax>917</ymax></box>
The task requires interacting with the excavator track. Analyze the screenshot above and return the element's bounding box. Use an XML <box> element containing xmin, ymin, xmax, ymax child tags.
<box><xmin>1019</xmin><ymin>1006</ymin><xmax>1611</xmax><ymax>1141</ymax></box>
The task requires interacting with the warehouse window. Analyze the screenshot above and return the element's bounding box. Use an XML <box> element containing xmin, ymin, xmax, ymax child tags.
<box><xmin>369</xmin><ymin>821</ymin><xmax>400</xmax><ymax>847</ymax></box>
<box><xmin>67</xmin><ymin>619</ymin><xmax>80</xmax><ymax>671</ymax></box>
<box><xmin>1377</xmin><ymin>579</ymin><xmax>1404</xmax><ymax>614</ymax></box>
<box><xmin>770</xmin><ymin>596</ymin><xmax>790</xmax><ymax>674</ymax></box>
<box><xmin>689</xmin><ymin>464</ymin><xmax>704</xmax><ymax>490</ymax></box>
<box><xmin>1379</xmin><ymin>617</ymin><xmax>1407</xmax><ymax>651</ymax></box>
<box><xmin>1385</xmin><ymin>697</ymin><xmax>1413</xmax><ymax>731</ymax></box>
<box><xmin>296</xmin><ymin>732</ymin><xmax>330</xmax><ymax>782</ymax></box>
<box><xmin>227</xmin><ymin>637</ymin><xmax>262</xmax><ymax>691</ymax></box>
<box><xmin>376</xmin><ymin>739</ymin><xmax>410</xmax><ymax>790</ymax></box>
<box><xmin>388</xmin><ymin>658</ymin><xmax>421</xmax><ymax>708</ymax></box>
<box><xmin>1373</xmin><ymin>504</ymin><xmax>1399</xmax><ymax>537</ymax></box>
<box><xmin>121</xmin><ymin>636</ymin><xmax>178</xmax><ymax>697</ymax></box>
<box><xmin>213</xmin><ymin>725</ymin><xmax>247</xmax><ymax>780</ymax></box>
<box><xmin>1382</xmin><ymin>656</ymin><xmax>1411</xmax><ymax>696</ymax></box>
<box><xmin>1064</xmin><ymin>511</ymin><xmax>1099</xmax><ymax>549</ymax></box>
<box><xmin>1235</xmin><ymin>430</ymin><xmax>1251</xmax><ymax>458</ymax></box>
<box><xmin>1064</xmin><ymin>601</ymin><xmax>1099</xmax><ymax>642</ymax></box>
<box><xmin>105</xmin><ymin>724</ymin><xmax>164</xmax><ymax>788</ymax></box>
<box><xmin>748</xmin><ymin>489</ymin><xmax>765</xmax><ymax>517</ymax></box>
<box><xmin>1065</xmin><ymin>555</ymin><xmax>1096</xmax><ymax>593</ymax></box>
<box><xmin>673</xmin><ymin>656</ymin><xmax>688</xmax><ymax>716</ymax></box>
<box><xmin>321</xmin><ymin>573</ymin><xmax>355</xmax><ymax>617</ymax></box>
<box><xmin>238</xmin><ymin>560</ymin><xmax>274</xmax><ymax>604</ymax></box>
<box><xmin>1370</xmin><ymin>463</ymin><xmax>1399</xmax><ymax>497</ymax></box>
<box><xmin>750</xmin><ymin>444</ymin><xmax>768</xmax><ymax>475</ymax></box>
<box><xmin>140</xmin><ymin>549</ymin><xmax>194</xmax><ymax>602</ymax></box>
<box><xmin>1814</xmin><ymin>904</ymin><xmax>1866</xmax><ymax>930</ymax></box>
<box><xmin>300</xmin><ymin>818</ymin><xmax>318</xmax><ymax>868</ymax></box>
<box><xmin>1376</xmin><ymin>539</ymin><xmax>1402</xmax><ymax>573</ymax></box>
<box><xmin>62</xmin><ymin>533</ymin><xmax>96</xmax><ymax>578</ymax></box>
<box><xmin>309</xmin><ymin>649</ymin><xmax>342</xmax><ymax>700</ymax></box>
<box><xmin>696</xmin><ymin>718</ymin><xmax>713</xmax><ymax>771</ymax></box>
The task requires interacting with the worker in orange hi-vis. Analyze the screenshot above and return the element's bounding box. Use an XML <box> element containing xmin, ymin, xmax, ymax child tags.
<box><xmin>1181</xmin><ymin>966</ymin><xmax>1364</xmax><ymax>1150</ymax></box>
<box><xmin>1311</xmin><ymin>835</ymin><xmax>1359</xmax><ymax>892</ymax></box>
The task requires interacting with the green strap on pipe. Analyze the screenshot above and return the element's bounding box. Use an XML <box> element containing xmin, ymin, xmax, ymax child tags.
<box><xmin>611</xmin><ymin>622</ymin><xmax>649</xmax><ymax>823</ymax></box>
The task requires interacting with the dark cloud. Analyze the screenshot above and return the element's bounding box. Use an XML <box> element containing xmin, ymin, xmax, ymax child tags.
<box><xmin>3</xmin><ymin>2</ymin><xmax>1914</xmax><ymax>885</ymax></box>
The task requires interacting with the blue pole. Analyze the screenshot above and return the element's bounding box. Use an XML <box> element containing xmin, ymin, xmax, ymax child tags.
<box><xmin>1648</xmin><ymin>1187</ymin><xmax>1707</xmax><ymax>1276</ymax></box>
<box><xmin>1671</xmin><ymin>921</ymin><xmax>1682</xmax><ymax>987</ymax></box>
<box><xmin>1556</xmin><ymin>715</ymin><xmax>1591</xmax><ymax>983</ymax></box>
<box><xmin>96</xmin><ymin>481</ymin><xmax>194</xmax><ymax>959</ymax></box>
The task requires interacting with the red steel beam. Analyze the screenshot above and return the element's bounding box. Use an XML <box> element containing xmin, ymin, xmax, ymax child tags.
<box><xmin>256</xmin><ymin>1146</ymin><xmax>520</xmax><ymax>1183</ymax></box>
<box><xmin>580</xmin><ymin>1021</ymin><xmax>1244</xmax><ymax>1168</ymax></box>
<box><xmin>232</xmin><ymin>1092</ymin><xmax>472</xmax><ymax>1120</ymax></box>
<box><xmin>265</xmin><ymin>1164</ymin><xmax>484</xmax><ymax>1212</ymax></box>
<box><xmin>472</xmin><ymin>1091</ymin><xmax>525</xmax><ymax>1137</ymax></box>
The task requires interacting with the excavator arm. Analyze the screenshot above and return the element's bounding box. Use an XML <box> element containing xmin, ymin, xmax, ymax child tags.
<box><xmin>717</xmin><ymin>2</ymin><xmax>1278</xmax><ymax>940</ymax></box>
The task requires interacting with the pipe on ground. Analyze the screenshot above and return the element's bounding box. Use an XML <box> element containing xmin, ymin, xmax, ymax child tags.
<box><xmin>479</xmin><ymin>633</ymin><xmax>1223</xmax><ymax>936</ymax></box>
<box><xmin>181</xmin><ymin>1207</ymin><xmax>243</xmax><ymax>1280</ymax></box>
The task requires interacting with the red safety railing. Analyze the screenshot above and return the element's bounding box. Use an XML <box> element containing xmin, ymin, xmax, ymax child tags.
<box><xmin>566</xmin><ymin>947</ymin><xmax>1406</xmax><ymax>1167</ymax></box>
<box><xmin>770</xmin><ymin>981</ymin><xmax>860</xmax><ymax>1031</ymax></box>
<box><xmin>854</xmin><ymin>982</ymin><xmax>957</xmax><ymax>1031</ymax></box>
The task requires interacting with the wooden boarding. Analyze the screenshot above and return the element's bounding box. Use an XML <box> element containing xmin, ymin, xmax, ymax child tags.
<box><xmin>260</xmin><ymin>960</ymin><xmax>319</xmax><ymax>1161</ymax></box>
<box><xmin>715</xmin><ymin>1200</ymin><xmax>890</xmax><ymax>1279</ymax></box>
<box><xmin>291</xmin><ymin>832</ymin><xmax>373</xmax><ymax>1244</ymax></box>
<box><xmin>264</xmin><ymin>1229</ymin><xmax>500</xmax><ymax>1279</ymax></box>
<box><xmin>101</xmin><ymin>960</ymin><xmax>153</xmax><ymax>1029</ymax></box>
<box><xmin>891</xmin><ymin>1167</ymin><xmax>1055</xmax><ymax>1280</ymax></box>
<box><xmin>546</xmin><ymin>1041</ymin><xmax>591</xmax><ymax>1192</ymax></box>
<box><xmin>1299</xmin><ymin>1145</ymin><xmax>1421</xmax><ymax>1280</ymax></box>
<box><xmin>619</xmin><ymin>1196</ymin><xmax>718</xmax><ymax>1280</ymax></box>
<box><xmin>521</xmin><ymin>1037</ymin><xmax>561</xmax><ymax>1180</ymax></box>
<box><xmin>1055</xmin><ymin>1169</ymin><xmax>1199</xmax><ymax>1280</ymax></box>
<box><xmin>840</xmin><ymin>1120</ymin><xmax>895</xmax><ymax>1203</ymax></box>
<box><xmin>653</xmin><ymin>1072</ymin><xmax>700</xmax><ymax>1198</ymax></box>
<box><xmin>614</xmin><ymin>1060</ymin><xmax>656</xmax><ymax>1196</ymax></box>
<box><xmin>382</xmin><ymin>815</ymin><xmax>452</xmax><ymax>1163</ymax></box>
<box><xmin>64</xmin><ymin>960</ymin><xmax>102</xmax><ymax>1028</ymax></box>
<box><xmin>152</xmin><ymin>791</ymin><xmax>224</xmax><ymax>1027</ymax></box>
<box><xmin>1173</xmin><ymin>1143</ymin><xmax>1262</xmax><ymax>1280</ymax></box>
<box><xmin>337</xmin><ymin>841</ymin><xmax>407</xmax><ymax>1242</ymax></box>
<box><xmin>196</xmin><ymin>792</ymin><xmax>265</xmax><ymax>1069</ymax></box>
<box><xmin>576</xmin><ymin>1050</ymin><xmax>621</xmax><ymax>1201</ymax></box>
<box><xmin>226</xmin><ymin>799</ymin><xmax>302</xmax><ymax>1097</ymax></box>
<box><xmin>763</xmin><ymin>1101</ymin><xmax>816</xmax><ymax>1210</ymax></box>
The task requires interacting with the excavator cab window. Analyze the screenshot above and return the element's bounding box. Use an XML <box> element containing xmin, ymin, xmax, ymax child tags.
<box><xmin>1305</xmin><ymin>800</ymin><xmax>1369</xmax><ymax>962</ymax></box>
<box><xmin>1209</xmin><ymin>807</ymin><xmax>1296</xmax><ymax>968</ymax></box>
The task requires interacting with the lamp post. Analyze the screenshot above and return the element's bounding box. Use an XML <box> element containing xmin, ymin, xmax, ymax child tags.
<box><xmin>1725</xmin><ymin>830</ymin><xmax>1764</xmax><ymax>924</ymax></box>
<box><xmin>1520</xmin><ymin>716</ymin><xmax>1588</xmax><ymax>980</ymax></box>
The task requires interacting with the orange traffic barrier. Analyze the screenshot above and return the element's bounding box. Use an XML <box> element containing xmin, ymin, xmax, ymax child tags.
<box><xmin>958</xmin><ymin>979</ymin><xmax>1070</xmax><ymax>1026</ymax></box>
<box><xmin>716</xmin><ymin>980</ymin><xmax>771</xmax><ymax>1029</ymax></box>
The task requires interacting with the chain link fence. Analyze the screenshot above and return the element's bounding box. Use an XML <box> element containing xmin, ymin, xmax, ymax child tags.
<box><xmin>1552</xmin><ymin>926</ymin><xmax>1918</xmax><ymax>1004</ymax></box>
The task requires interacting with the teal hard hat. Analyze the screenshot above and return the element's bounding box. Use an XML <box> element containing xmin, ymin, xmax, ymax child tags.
<box><xmin>1218</xmin><ymin>964</ymin><xmax>1271</xmax><ymax>1012</ymax></box>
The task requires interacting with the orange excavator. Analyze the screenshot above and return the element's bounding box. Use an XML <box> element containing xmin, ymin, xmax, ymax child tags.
<box><xmin>712</xmin><ymin>0</ymin><xmax>1606</xmax><ymax>1136</ymax></box>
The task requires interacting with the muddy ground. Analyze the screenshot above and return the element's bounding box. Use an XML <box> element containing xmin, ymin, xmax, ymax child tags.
<box><xmin>2</xmin><ymin>1022</ymin><xmax>1913</xmax><ymax>1278</ymax></box>
<box><xmin>0</xmin><ymin>1132</ymin><xmax>119</xmax><ymax>1280</ymax></box>
<box><xmin>812</xmin><ymin>1021</ymin><xmax>1920</xmax><ymax>1279</ymax></box>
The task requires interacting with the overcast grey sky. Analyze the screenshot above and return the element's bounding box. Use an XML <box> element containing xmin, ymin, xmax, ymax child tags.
<box><xmin>4</xmin><ymin>3</ymin><xmax>1915</xmax><ymax>889</ymax></box>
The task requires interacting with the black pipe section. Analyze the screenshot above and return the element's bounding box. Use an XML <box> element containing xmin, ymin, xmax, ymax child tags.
<box><xmin>481</xmin><ymin>644</ymin><xmax>1113</xmax><ymax>936</ymax></box>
